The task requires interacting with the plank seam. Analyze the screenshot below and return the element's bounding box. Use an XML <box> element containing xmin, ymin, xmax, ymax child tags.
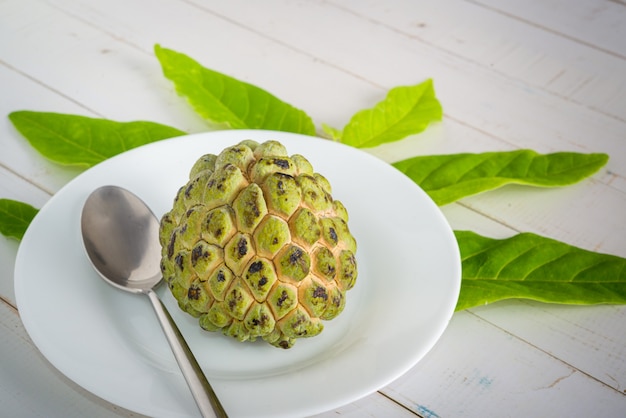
<box><xmin>466</xmin><ymin>308</ymin><xmax>626</xmax><ymax>394</ymax></box>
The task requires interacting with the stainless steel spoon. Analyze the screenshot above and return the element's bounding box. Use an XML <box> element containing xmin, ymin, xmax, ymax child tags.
<box><xmin>80</xmin><ymin>185</ymin><xmax>228</xmax><ymax>418</ymax></box>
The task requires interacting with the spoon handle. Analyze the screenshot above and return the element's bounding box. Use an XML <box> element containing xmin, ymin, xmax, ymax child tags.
<box><xmin>146</xmin><ymin>289</ymin><xmax>228</xmax><ymax>418</ymax></box>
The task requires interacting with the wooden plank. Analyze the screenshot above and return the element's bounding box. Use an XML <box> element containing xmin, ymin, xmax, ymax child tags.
<box><xmin>472</xmin><ymin>0</ymin><xmax>626</xmax><ymax>58</ymax></box>
<box><xmin>0</xmin><ymin>168</ymin><xmax>51</xmax><ymax>306</ymax></box>
<box><xmin>0</xmin><ymin>167</ymin><xmax>50</xmax><ymax>209</ymax></box>
<box><xmin>473</xmin><ymin>301</ymin><xmax>626</xmax><ymax>394</ymax></box>
<box><xmin>431</xmin><ymin>203</ymin><xmax>626</xmax><ymax>396</ymax></box>
<box><xmin>443</xmin><ymin>191</ymin><xmax>626</xmax><ymax>397</ymax></box>
<box><xmin>0</xmin><ymin>237</ymin><xmax>20</xmax><ymax>306</ymax></box>
<box><xmin>311</xmin><ymin>392</ymin><xmax>419</xmax><ymax>417</ymax></box>
<box><xmin>0</xmin><ymin>301</ymin><xmax>140</xmax><ymax>417</ymax></box>
<box><xmin>0</xmin><ymin>0</ymin><xmax>205</xmax><ymax>131</ymax></box>
<box><xmin>325</xmin><ymin>0</ymin><xmax>626</xmax><ymax>122</ymax></box>
<box><xmin>441</xmin><ymin>201</ymin><xmax>518</xmax><ymax>237</ymax></box>
<box><xmin>382</xmin><ymin>311</ymin><xmax>626</xmax><ymax>417</ymax></box>
<box><xmin>1</xmin><ymin>0</ymin><xmax>375</xmax><ymax>132</ymax></box>
<box><xmin>0</xmin><ymin>64</ymin><xmax>86</xmax><ymax>194</ymax></box>
<box><xmin>460</xmin><ymin>181</ymin><xmax>626</xmax><ymax>258</ymax></box>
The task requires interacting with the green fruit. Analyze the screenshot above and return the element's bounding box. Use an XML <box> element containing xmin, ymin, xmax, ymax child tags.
<box><xmin>159</xmin><ymin>140</ymin><xmax>358</xmax><ymax>348</ymax></box>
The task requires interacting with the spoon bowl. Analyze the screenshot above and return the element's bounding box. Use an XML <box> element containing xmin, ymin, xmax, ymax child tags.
<box><xmin>81</xmin><ymin>185</ymin><xmax>228</xmax><ymax>418</ymax></box>
<box><xmin>81</xmin><ymin>185</ymin><xmax>162</xmax><ymax>293</ymax></box>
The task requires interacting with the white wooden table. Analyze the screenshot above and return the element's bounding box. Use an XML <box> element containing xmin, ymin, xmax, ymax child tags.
<box><xmin>2</xmin><ymin>1</ymin><xmax>625</xmax><ymax>416</ymax></box>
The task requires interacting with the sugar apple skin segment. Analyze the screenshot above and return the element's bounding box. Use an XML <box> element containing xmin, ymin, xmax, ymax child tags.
<box><xmin>159</xmin><ymin>140</ymin><xmax>357</xmax><ymax>349</ymax></box>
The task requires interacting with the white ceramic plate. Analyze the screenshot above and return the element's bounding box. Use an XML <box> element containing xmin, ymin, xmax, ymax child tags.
<box><xmin>15</xmin><ymin>130</ymin><xmax>460</xmax><ymax>418</ymax></box>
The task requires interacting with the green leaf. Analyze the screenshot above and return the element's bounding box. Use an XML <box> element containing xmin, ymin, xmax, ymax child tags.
<box><xmin>337</xmin><ymin>79</ymin><xmax>442</xmax><ymax>148</ymax></box>
<box><xmin>321</xmin><ymin>123</ymin><xmax>342</xmax><ymax>141</ymax></box>
<box><xmin>0</xmin><ymin>199</ymin><xmax>39</xmax><ymax>241</ymax></box>
<box><xmin>393</xmin><ymin>150</ymin><xmax>608</xmax><ymax>206</ymax></box>
<box><xmin>455</xmin><ymin>230</ymin><xmax>626</xmax><ymax>311</ymax></box>
<box><xmin>154</xmin><ymin>45</ymin><xmax>316</xmax><ymax>135</ymax></box>
<box><xmin>9</xmin><ymin>111</ymin><xmax>186</xmax><ymax>167</ymax></box>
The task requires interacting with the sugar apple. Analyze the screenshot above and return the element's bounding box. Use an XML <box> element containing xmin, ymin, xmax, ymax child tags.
<box><xmin>159</xmin><ymin>140</ymin><xmax>357</xmax><ymax>349</ymax></box>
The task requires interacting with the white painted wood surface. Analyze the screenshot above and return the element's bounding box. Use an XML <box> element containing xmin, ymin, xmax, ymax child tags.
<box><xmin>1</xmin><ymin>0</ymin><xmax>625</xmax><ymax>416</ymax></box>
